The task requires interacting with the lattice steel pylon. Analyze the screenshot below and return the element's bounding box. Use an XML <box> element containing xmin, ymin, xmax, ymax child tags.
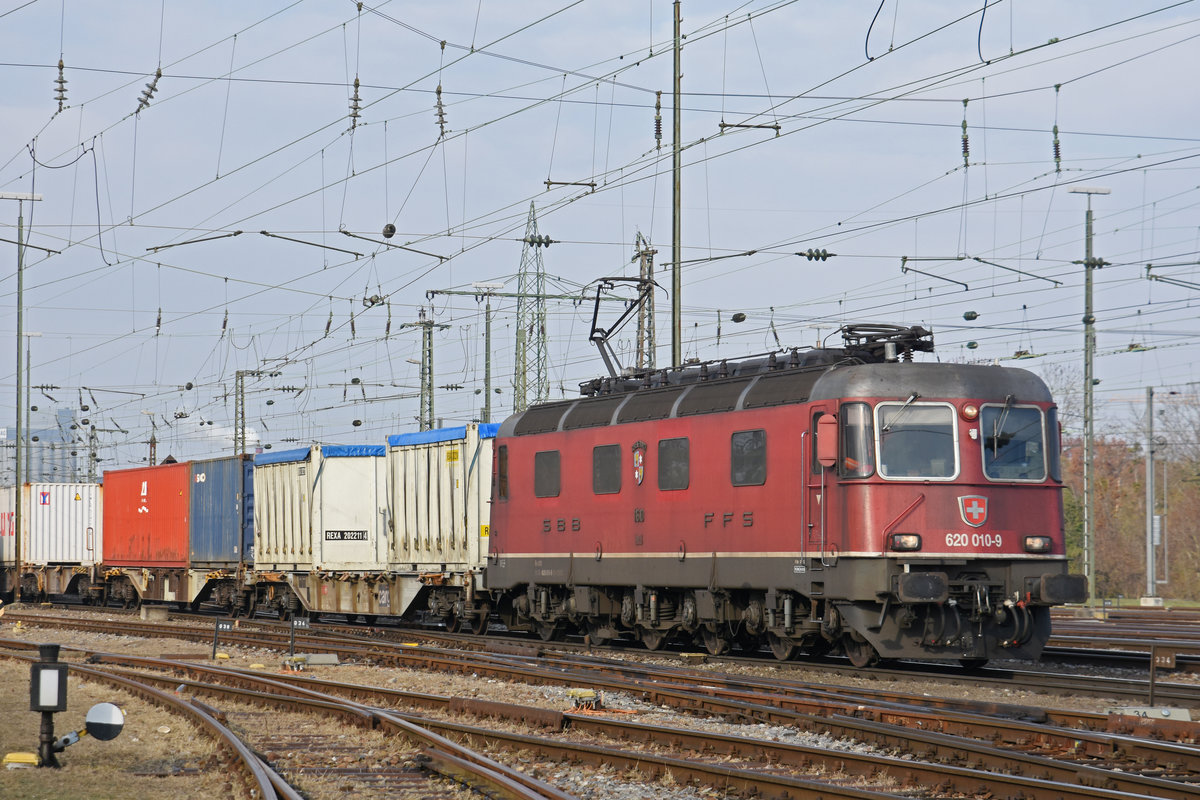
<box><xmin>514</xmin><ymin>202</ymin><xmax>549</xmax><ymax>412</ymax></box>
<box><xmin>633</xmin><ymin>231</ymin><xmax>657</xmax><ymax>371</ymax></box>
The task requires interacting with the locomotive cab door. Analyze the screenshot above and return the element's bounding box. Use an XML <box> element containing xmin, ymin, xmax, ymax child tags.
<box><xmin>806</xmin><ymin>405</ymin><xmax>839</xmax><ymax>566</ymax></box>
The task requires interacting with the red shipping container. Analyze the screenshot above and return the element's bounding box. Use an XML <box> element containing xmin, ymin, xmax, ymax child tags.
<box><xmin>103</xmin><ymin>462</ymin><xmax>190</xmax><ymax>566</ymax></box>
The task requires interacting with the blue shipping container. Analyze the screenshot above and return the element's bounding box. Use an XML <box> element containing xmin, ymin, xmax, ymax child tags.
<box><xmin>189</xmin><ymin>455</ymin><xmax>253</xmax><ymax>567</ymax></box>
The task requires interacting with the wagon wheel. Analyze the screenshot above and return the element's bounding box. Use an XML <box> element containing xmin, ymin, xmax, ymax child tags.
<box><xmin>841</xmin><ymin>633</ymin><xmax>879</xmax><ymax>668</ymax></box>
<box><xmin>444</xmin><ymin>613</ymin><xmax>462</xmax><ymax>633</ymax></box>
<box><xmin>469</xmin><ymin>603</ymin><xmax>491</xmax><ymax>636</ymax></box>
<box><xmin>767</xmin><ymin>633</ymin><xmax>798</xmax><ymax>661</ymax></box>
<box><xmin>639</xmin><ymin>628</ymin><xmax>668</xmax><ymax>651</ymax></box>
<box><xmin>701</xmin><ymin>628</ymin><xmax>732</xmax><ymax>656</ymax></box>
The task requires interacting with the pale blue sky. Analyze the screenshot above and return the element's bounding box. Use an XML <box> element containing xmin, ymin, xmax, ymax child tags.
<box><xmin>1</xmin><ymin>1</ymin><xmax>1198</xmax><ymax>469</ymax></box>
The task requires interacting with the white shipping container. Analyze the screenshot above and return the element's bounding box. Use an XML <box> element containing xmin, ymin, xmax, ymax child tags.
<box><xmin>387</xmin><ymin>423</ymin><xmax>497</xmax><ymax>571</ymax></box>
<box><xmin>23</xmin><ymin>483</ymin><xmax>102</xmax><ymax>566</ymax></box>
<box><xmin>254</xmin><ymin>444</ymin><xmax>387</xmax><ymax>572</ymax></box>
<box><xmin>0</xmin><ymin>486</ymin><xmax>15</xmax><ymax>564</ymax></box>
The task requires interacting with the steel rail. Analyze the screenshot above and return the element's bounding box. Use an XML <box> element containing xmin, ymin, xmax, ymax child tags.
<box><xmin>85</xmin><ymin>652</ymin><xmax>1198</xmax><ymax>800</ymax></box>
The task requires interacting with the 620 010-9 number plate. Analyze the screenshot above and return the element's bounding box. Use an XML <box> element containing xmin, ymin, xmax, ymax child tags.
<box><xmin>945</xmin><ymin>532</ymin><xmax>1003</xmax><ymax>548</ymax></box>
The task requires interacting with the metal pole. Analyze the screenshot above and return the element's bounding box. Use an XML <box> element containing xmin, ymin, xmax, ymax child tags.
<box><xmin>1145</xmin><ymin>386</ymin><xmax>1156</xmax><ymax>598</ymax></box>
<box><xmin>1070</xmin><ymin>185</ymin><xmax>1108</xmax><ymax>607</ymax></box>
<box><xmin>671</xmin><ymin>0</ymin><xmax>682</xmax><ymax>370</ymax></box>
<box><xmin>15</xmin><ymin>205</ymin><xmax>24</xmax><ymax>596</ymax></box>
<box><xmin>483</xmin><ymin>295</ymin><xmax>492</xmax><ymax>424</ymax></box>
<box><xmin>3</xmin><ymin>191</ymin><xmax>44</xmax><ymax>599</ymax></box>
<box><xmin>25</xmin><ymin>335</ymin><xmax>31</xmax><ymax>481</ymax></box>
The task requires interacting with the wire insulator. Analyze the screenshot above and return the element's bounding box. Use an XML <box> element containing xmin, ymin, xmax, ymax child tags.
<box><xmin>435</xmin><ymin>84</ymin><xmax>447</xmax><ymax>137</ymax></box>
<box><xmin>349</xmin><ymin>76</ymin><xmax>362</xmax><ymax>127</ymax></box>
<box><xmin>325</xmin><ymin>309</ymin><xmax>333</xmax><ymax>337</ymax></box>
<box><xmin>54</xmin><ymin>59</ymin><xmax>68</xmax><ymax>111</ymax></box>
<box><xmin>960</xmin><ymin>99</ymin><xmax>969</xmax><ymax>167</ymax></box>
<box><xmin>137</xmin><ymin>67</ymin><xmax>162</xmax><ymax>112</ymax></box>
<box><xmin>654</xmin><ymin>90</ymin><xmax>662</xmax><ymax>150</ymax></box>
<box><xmin>1052</xmin><ymin>124</ymin><xmax>1062</xmax><ymax>174</ymax></box>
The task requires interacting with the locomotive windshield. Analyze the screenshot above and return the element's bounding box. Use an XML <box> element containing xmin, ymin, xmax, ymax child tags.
<box><xmin>980</xmin><ymin>404</ymin><xmax>1046</xmax><ymax>481</ymax></box>
<box><xmin>877</xmin><ymin>403</ymin><xmax>957</xmax><ymax>479</ymax></box>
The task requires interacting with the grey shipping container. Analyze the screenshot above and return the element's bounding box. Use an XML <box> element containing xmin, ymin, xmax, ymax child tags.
<box><xmin>189</xmin><ymin>455</ymin><xmax>253</xmax><ymax>567</ymax></box>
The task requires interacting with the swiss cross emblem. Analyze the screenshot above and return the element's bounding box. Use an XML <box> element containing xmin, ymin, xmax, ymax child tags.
<box><xmin>959</xmin><ymin>495</ymin><xmax>988</xmax><ymax>528</ymax></box>
<box><xmin>632</xmin><ymin>441</ymin><xmax>647</xmax><ymax>486</ymax></box>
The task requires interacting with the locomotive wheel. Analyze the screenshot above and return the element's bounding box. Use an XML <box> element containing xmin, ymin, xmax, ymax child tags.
<box><xmin>767</xmin><ymin>633</ymin><xmax>798</xmax><ymax>661</ymax></box>
<box><xmin>639</xmin><ymin>628</ymin><xmax>668</xmax><ymax>651</ymax></box>
<box><xmin>842</xmin><ymin>633</ymin><xmax>879</xmax><ymax>668</ymax></box>
<box><xmin>734</xmin><ymin>630</ymin><xmax>761</xmax><ymax>653</ymax></box>
<box><xmin>701</xmin><ymin>628</ymin><xmax>731</xmax><ymax>656</ymax></box>
<box><xmin>585</xmin><ymin>621</ymin><xmax>612</xmax><ymax>646</ymax></box>
<box><xmin>804</xmin><ymin>637</ymin><xmax>834</xmax><ymax>657</ymax></box>
<box><xmin>469</xmin><ymin>603</ymin><xmax>491</xmax><ymax>636</ymax></box>
<box><xmin>536</xmin><ymin>621</ymin><xmax>563</xmax><ymax>641</ymax></box>
<box><xmin>958</xmin><ymin>658</ymin><xmax>989</xmax><ymax>670</ymax></box>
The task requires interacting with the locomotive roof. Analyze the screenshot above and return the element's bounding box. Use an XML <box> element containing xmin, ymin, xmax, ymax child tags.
<box><xmin>501</xmin><ymin>360</ymin><xmax>833</xmax><ymax>437</ymax></box>
<box><xmin>809</xmin><ymin>362</ymin><xmax>1052</xmax><ymax>403</ymax></box>
<box><xmin>499</xmin><ymin>360</ymin><xmax>1052</xmax><ymax>438</ymax></box>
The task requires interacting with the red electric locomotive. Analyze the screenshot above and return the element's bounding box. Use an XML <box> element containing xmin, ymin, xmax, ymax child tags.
<box><xmin>485</xmin><ymin>325</ymin><xmax>1087</xmax><ymax>666</ymax></box>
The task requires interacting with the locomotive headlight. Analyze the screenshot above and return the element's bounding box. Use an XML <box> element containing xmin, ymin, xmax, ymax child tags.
<box><xmin>961</xmin><ymin>403</ymin><xmax>979</xmax><ymax>421</ymax></box>
<box><xmin>1023</xmin><ymin>535</ymin><xmax>1052</xmax><ymax>553</ymax></box>
<box><xmin>890</xmin><ymin>533</ymin><xmax>922</xmax><ymax>551</ymax></box>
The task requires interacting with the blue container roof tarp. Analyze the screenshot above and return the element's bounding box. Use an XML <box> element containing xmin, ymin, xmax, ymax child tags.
<box><xmin>387</xmin><ymin>423</ymin><xmax>500</xmax><ymax>448</ymax></box>
<box><xmin>255</xmin><ymin>444</ymin><xmax>384</xmax><ymax>465</ymax></box>
<box><xmin>254</xmin><ymin>447</ymin><xmax>311</xmax><ymax>465</ymax></box>
<box><xmin>320</xmin><ymin>444</ymin><xmax>385</xmax><ymax>458</ymax></box>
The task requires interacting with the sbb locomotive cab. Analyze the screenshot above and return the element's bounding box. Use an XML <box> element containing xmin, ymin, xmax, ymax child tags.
<box><xmin>809</xmin><ymin>361</ymin><xmax>1088</xmax><ymax>666</ymax></box>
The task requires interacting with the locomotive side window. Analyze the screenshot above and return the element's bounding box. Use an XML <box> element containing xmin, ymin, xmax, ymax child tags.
<box><xmin>497</xmin><ymin>445</ymin><xmax>509</xmax><ymax>501</ymax></box>
<box><xmin>981</xmin><ymin>405</ymin><xmax>1046</xmax><ymax>481</ymax></box>
<box><xmin>1046</xmin><ymin>406</ymin><xmax>1062</xmax><ymax>482</ymax></box>
<box><xmin>593</xmin><ymin>444</ymin><xmax>622</xmax><ymax>494</ymax></box>
<box><xmin>658</xmin><ymin>437</ymin><xmax>690</xmax><ymax>491</ymax></box>
<box><xmin>731</xmin><ymin>429</ymin><xmax>766</xmax><ymax>486</ymax></box>
<box><xmin>534</xmin><ymin>450</ymin><xmax>561</xmax><ymax>497</ymax></box>
<box><xmin>839</xmin><ymin>403</ymin><xmax>874</xmax><ymax>478</ymax></box>
<box><xmin>877</xmin><ymin>403</ymin><xmax>957</xmax><ymax>479</ymax></box>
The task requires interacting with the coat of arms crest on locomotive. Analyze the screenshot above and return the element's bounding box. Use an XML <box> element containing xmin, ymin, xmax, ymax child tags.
<box><xmin>632</xmin><ymin>441</ymin><xmax>647</xmax><ymax>486</ymax></box>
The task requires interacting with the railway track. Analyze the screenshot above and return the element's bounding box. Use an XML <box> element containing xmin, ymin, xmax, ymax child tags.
<box><xmin>5</xmin><ymin>606</ymin><xmax>1200</xmax><ymax>798</ymax></box>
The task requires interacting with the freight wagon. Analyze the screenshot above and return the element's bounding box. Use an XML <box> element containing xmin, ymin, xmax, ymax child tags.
<box><xmin>251</xmin><ymin>444</ymin><xmax>390</xmax><ymax>618</ymax></box>
<box><xmin>388</xmin><ymin>423</ymin><xmax>497</xmax><ymax>632</ymax></box>
<box><xmin>100</xmin><ymin>455</ymin><xmax>252</xmax><ymax>608</ymax></box>
<box><xmin>0</xmin><ymin>483</ymin><xmax>102</xmax><ymax>602</ymax></box>
<box><xmin>248</xmin><ymin>425</ymin><xmax>497</xmax><ymax>622</ymax></box>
